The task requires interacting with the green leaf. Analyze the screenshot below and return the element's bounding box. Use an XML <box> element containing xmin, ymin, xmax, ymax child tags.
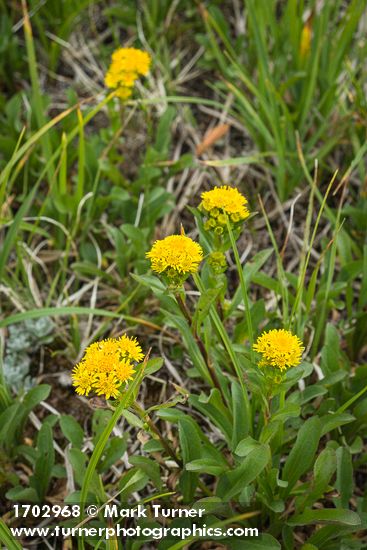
<box><xmin>321</xmin><ymin>370</ymin><xmax>348</xmax><ymax>386</ymax></box>
<box><xmin>131</xmin><ymin>273</ymin><xmax>166</xmax><ymax>295</ymax></box>
<box><xmin>296</xmin><ymin>447</ymin><xmax>337</xmax><ymax>511</ymax></box>
<box><xmin>234</xmin><ymin>436</ymin><xmax>261</xmax><ymax>457</ymax></box>
<box><xmin>281</xmin><ymin>417</ymin><xmax>321</xmax><ymax>495</ymax></box>
<box><xmin>71</xmin><ymin>262</ymin><xmax>117</xmax><ymax>284</ymax></box>
<box><xmin>335</xmin><ymin>447</ymin><xmax>353</xmax><ymax>509</ymax></box>
<box><xmin>270</xmin><ymin>403</ymin><xmax>301</xmax><ymax>423</ymax></box>
<box><xmin>191</xmin><ymin>389</ymin><xmax>233</xmax><ymax>443</ymax></box>
<box><xmin>120</xmin><ymin>224</ymin><xmax>146</xmax><ymax>251</ymax></box>
<box><xmin>119</xmin><ymin>468</ymin><xmax>149</xmax><ymax>500</ymax></box>
<box><xmin>22</xmin><ymin>384</ymin><xmax>51</xmax><ymax>411</ymax></box>
<box><xmin>186</xmin><ymin>458</ymin><xmax>228</xmax><ymax>476</ymax></box>
<box><xmin>92</xmin><ymin>409</ymin><xmax>113</xmax><ymax>444</ymax></box>
<box><xmin>156</xmin><ymin>408</ymin><xmax>186</xmax><ymax>423</ymax></box>
<box><xmin>320</xmin><ymin>413</ymin><xmax>355</xmax><ymax>435</ymax></box>
<box><xmin>143</xmin><ymin>439</ymin><xmax>164</xmax><ymax>453</ymax></box>
<box><xmin>178</xmin><ymin>417</ymin><xmax>201</xmax><ymax>501</ymax></box>
<box><xmin>145</xmin><ymin>357</ymin><xmax>164</xmax><ymax>375</ymax></box>
<box><xmin>0</xmin><ymin>386</ymin><xmax>50</xmax><ymax>448</ymax></box>
<box><xmin>307</xmin><ymin>522</ymin><xmax>364</xmax><ymax>547</ymax></box>
<box><xmin>129</xmin><ymin>456</ymin><xmax>162</xmax><ymax>490</ymax></box>
<box><xmin>313</xmin><ymin>447</ymin><xmax>337</xmax><ymax>492</ymax></box>
<box><xmin>295</xmin><ymin>386</ymin><xmax>327</xmax><ymax>405</ymax></box>
<box><xmin>165</xmin><ymin>312</ymin><xmax>211</xmax><ymax>384</ymax></box>
<box><xmin>251</xmin><ymin>272</ymin><xmax>282</xmax><ymax>294</ymax></box>
<box><xmin>217</xmin><ymin>444</ymin><xmax>271</xmax><ymax>500</ymax></box>
<box><xmin>99</xmin><ymin>437</ymin><xmax>127</xmax><ymax>473</ymax></box>
<box><xmin>0</xmin><ymin>307</ymin><xmax>124</xmax><ymax>328</ymax></box>
<box><xmin>0</xmin><ymin>403</ymin><xmax>21</xmax><ymax>445</ymax></box>
<box><xmin>320</xmin><ymin>324</ymin><xmax>342</xmax><ymax>375</ymax></box>
<box><xmin>5</xmin><ymin>487</ymin><xmax>39</xmax><ymax>502</ymax></box>
<box><xmin>120</xmin><ymin>409</ymin><xmax>144</xmax><ymax>429</ymax></box>
<box><xmin>231</xmin><ymin>380</ymin><xmax>249</xmax><ymax>450</ymax></box>
<box><xmin>67</xmin><ymin>448</ymin><xmax>87</xmax><ymax>487</ymax></box>
<box><xmin>60</xmin><ymin>415</ymin><xmax>84</xmax><ymax>448</ymax></box>
<box><xmin>288</xmin><ymin>508</ymin><xmax>361</xmax><ymax>526</ymax></box>
<box><xmin>192</xmin><ymin>287</ymin><xmax>223</xmax><ymax>331</ymax></box>
<box><xmin>30</xmin><ymin>423</ymin><xmax>55</xmax><ymax>501</ymax></box>
<box><xmin>155</xmin><ymin>106</ymin><xmax>176</xmax><ymax>153</ymax></box>
<box><xmin>0</xmin><ymin>518</ymin><xmax>22</xmax><ymax>550</ymax></box>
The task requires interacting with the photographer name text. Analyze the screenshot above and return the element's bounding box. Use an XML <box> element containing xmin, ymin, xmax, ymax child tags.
<box><xmin>104</xmin><ymin>504</ymin><xmax>205</xmax><ymax>519</ymax></box>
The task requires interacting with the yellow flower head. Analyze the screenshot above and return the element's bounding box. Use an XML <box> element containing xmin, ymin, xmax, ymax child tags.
<box><xmin>253</xmin><ymin>329</ymin><xmax>304</xmax><ymax>372</ymax></box>
<box><xmin>116</xmin><ymin>334</ymin><xmax>145</xmax><ymax>363</ymax></box>
<box><xmin>72</xmin><ymin>335</ymin><xmax>144</xmax><ymax>399</ymax></box>
<box><xmin>146</xmin><ymin>235</ymin><xmax>203</xmax><ymax>283</ymax></box>
<box><xmin>93</xmin><ymin>373</ymin><xmax>121</xmax><ymax>400</ymax></box>
<box><xmin>104</xmin><ymin>47</ymin><xmax>151</xmax><ymax>99</ymax></box>
<box><xmin>199</xmin><ymin>186</ymin><xmax>250</xmax><ymax>233</ymax></box>
<box><xmin>114</xmin><ymin>359</ymin><xmax>135</xmax><ymax>383</ymax></box>
<box><xmin>72</xmin><ymin>363</ymin><xmax>96</xmax><ymax>396</ymax></box>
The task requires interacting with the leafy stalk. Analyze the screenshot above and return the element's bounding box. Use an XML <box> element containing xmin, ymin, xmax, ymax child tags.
<box><xmin>226</xmin><ymin>218</ymin><xmax>254</xmax><ymax>357</ymax></box>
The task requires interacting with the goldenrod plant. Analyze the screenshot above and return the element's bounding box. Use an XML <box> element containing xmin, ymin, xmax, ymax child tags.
<box><xmin>146</xmin><ymin>232</ymin><xmax>204</xmax><ymax>287</ymax></box>
<box><xmin>104</xmin><ymin>47</ymin><xmax>152</xmax><ymax>100</ymax></box>
<box><xmin>72</xmin><ymin>336</ymin><xmax>145</xmax><ymax>399</ymax></box>
<box><xmin>199</xmin><ymin>185</ymin><xmax>250</xmax><ymax>234</ymax></box>
<box><xmin>0</xmin><ymin>1</ymin><xmax>366</xmax><ymax>549</ymax></box>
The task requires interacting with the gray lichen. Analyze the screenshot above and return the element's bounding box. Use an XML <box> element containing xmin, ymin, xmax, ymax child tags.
<box><xmin>3</xmin><ymin>318</ymin><xmax>54</xmax><ymax>392</ymax></box>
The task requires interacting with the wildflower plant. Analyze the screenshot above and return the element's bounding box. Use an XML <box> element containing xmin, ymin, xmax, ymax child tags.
<box><xmin>129</xmin><ymin>177</ymin><xmax>366</xmax><ymax>550</ymax></box>
<box><xmin>198</xmin><ymin>184</ymin><xmax>250</xmax><ymax>249</ymax></box>
<box><xmin>146</xmin><ymin>232</ymin><xmax>203</xmax><ymax>287</ymax></box>
<box><xmin>199</xmin><ymin>185</ymin><xmax>250</xmax><ymax>235</ymax></box>
<box><xmin>104</xmin><ymin>47</ymin><xmax>151</xmax><ymax>100</ymax></box>
<box><xmin>196</xmin><ymin>185</ymin><xmax>251</xmax><ymax>276</ymax></box>
<box><xmin>253</xmin><ymin>328</ymin><xmax>305</xmax><ymax>384</ymax></box>
<box><xmin>72</xmin><ymin>336</ymin><xmax>144</xmax><ymax>400</ymax></box>
<box><xmin>1</xmin><ymin>4</ymin><xmax>366</xmax><ymax>546</ymax></box>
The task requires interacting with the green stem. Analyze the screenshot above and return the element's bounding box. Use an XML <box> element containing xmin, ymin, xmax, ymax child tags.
<box><xmin>335</xmin><ymin>383</ymin><xmax>367</xmax><ymax>415</ymax></box>
<box><xmin>175</xmin><ymin>292</ymin><xmax>228</xmax><ymax>406</ymax></box>
<box><xmin>78</xmin><ymin>357</ymin><xmax>147</xmax><ymax>550</ymax></box>
<box><xmin>275</xmin><ymin>390</ymin><xmax>285</xmax><ymax>445</ymax></box>
<box><xmin>132</xmin><ymin>402</ymin><xmax>182</xmax><ymax>466</ymax></box>
<box><xmin>193</xmin><ymin>273</ymin><xmax>252</xmax><ymax>436</ymax></box>
<box><xmin>226</xmin><ymin>219</ymin><xmax>254</xmax><ymax>359</ymax></box>
<box><xmin>174</xmin><ymin>292</ymin><xmax>192</xmax><ymax>324</ymax></box>
<box><xmin>0</xmin><ymin>519</ymin><xmax>22</xmax><ymax>550</ymax></box>
<box><xmin>133</xmin><ymin>404</ymin><xmax>212</xmax><ymax>497</ymax></box>
<box><xmin>279</xmin><ymin>390</ymin><xmax>285</xmax><ymax>410</ymax></box>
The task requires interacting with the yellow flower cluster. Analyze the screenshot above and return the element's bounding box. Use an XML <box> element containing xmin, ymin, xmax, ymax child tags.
<box><xmin>253</xmin><ymin>329</ymin><xmax>304</xmax><ymax>372</ymax></box>
<box><xmin>199</xmin><ymin>185</ymin><xmax>250</xmax><ymax>235</ymax></box>
<box><xmin>104</xmin><ymin>47</ymin><xmax>151</xmax><ymax>100</ymax></box>
<box><xmin>146</xmin><ymin>234</ymin><xmax>203</xmax><ymax>285</ymax></box>
<box><xmin>72</xmin><ymin>336</ymin><xmax>144</xmax><ymax>399</ymax></box>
